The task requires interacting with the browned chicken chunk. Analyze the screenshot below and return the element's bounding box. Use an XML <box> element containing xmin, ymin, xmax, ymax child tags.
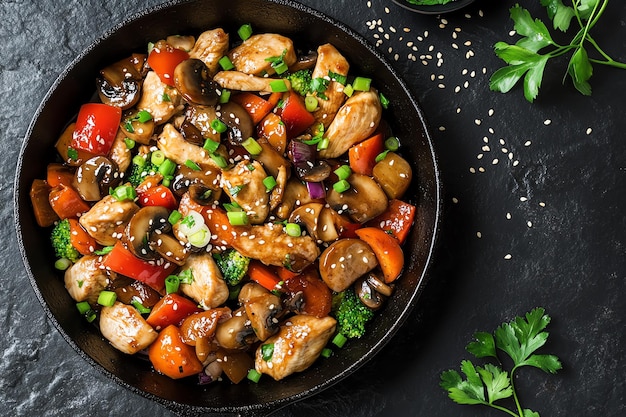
<box><xmin>79</xmin><ymin>194</ymin><xmax>140</xmax><ymax>246</ymax></box>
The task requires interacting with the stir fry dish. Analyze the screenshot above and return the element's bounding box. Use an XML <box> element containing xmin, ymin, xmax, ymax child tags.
<box><xmin>29</xmin><ymin>24</ymin><xmax>417</xmax><ymax>384</ymax></box>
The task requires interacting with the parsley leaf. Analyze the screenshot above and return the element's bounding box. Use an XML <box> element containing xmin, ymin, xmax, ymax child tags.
<box><xmin>440</xmin><ymin>308</ymin><xmax>562</xmax><ymax>416</ymax></box>
<box><xmin>491</xmin><ymin>2</ymin><xmax>626</xmax><ymax>102</ymax></box>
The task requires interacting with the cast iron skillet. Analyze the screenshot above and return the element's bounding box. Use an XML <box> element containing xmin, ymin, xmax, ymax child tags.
<box><xmin>14</xmin><ymin>0</ymin><xmax>441</xmax><ymax>415</ymax></box>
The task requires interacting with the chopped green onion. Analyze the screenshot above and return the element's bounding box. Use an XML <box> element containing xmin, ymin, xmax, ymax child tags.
<box><xmin>247</xmin><ymin>368</ymin><xmax>262</xmax><ymax>383</ymax></box>
<box><xmin>54</xmin><ymin>258</ymin><xmax>72</xmax><ymax>271</ymax></box>
<box><xmin>227</xmin><ymin>211</ymin><xmax>249</xmax><ymax>226</ymax></box>
<box><xmin>375</xmin><ymin>150</ymin><xmax>390</xmax><ymax>163</ymax></box>
<box><xmin>124</xmin><ymin>120</ymin><xmax>135</xmax><ymax>133</ymax></box>
<box><xmin>317</xmin><ymin>137</ymin><xmax>329</xmax><ymax>151</ymax></box>
<box><xmin>162</xmin><ymin>92</ymin><xmax>171</xmax><ymax>102</ymax></box>
<box><xmin>124</xmin><ymin>138</ymin><xmax>136</xmax><ymax>149</ymax></box>
<box><xmin>67</xmin><ymin>147</ymin><xmax>78</xmax><ymax>161</ymax></box>
<box><xmin>385</xmin><ymin>136</ymin><xmax>400</xmax><ymax>152</ymax></box>
<box><xmin>229</xmin><ymin>184</ymin><xmax>245</xmax><ymax>196</ymax></box>
<box><xmin>97</xmin><ymin>290</ymin><xmax>117</xmax><ymax>307</ymax></box>
<box><xmin>269</xmin><ymin>79</ymin><xmax>289</xmax><ymax>93</ymax></box>
<box><xmin>332</xmin><ymin>333</ymin><xmax>347</xmax><ymax>348</ymax></box>
<box><xmin>136</xmin><ymin>110</ymin><xmax>152</xmax><ymax>123</ymax></box>
<box><xmin>219</xmin><ymin>56</ymin><xmax>234</xmax><ymax>71</ymax></box>
<box><xmin>285</xmin><ymin>223</ymin><xmax>301</xmax><ymax>237</ymax></box>
<box><xmin>132</xmin><ymin>154</ymin><xmax>146</xmax><ymax>167</ymax></box>
<box><xmin>188</xmin><ymin>224</ymin><xmax>211</xmax><ymax>247</ymax></box>
<box><xmin>273</xmin><ymin>60</ymin><xmax>288</xmax><ymax>75</ymax></box>
<box><xmin>247</xmin><ymin>163</ymin><xmax>255</xmax><ymax>171</ymax></box>
<box><xmin>131</xmin><ymin>298</ymin><xmax>151</xmax><ymax>314</ymax></box>
<box><xmin>353</xmin><ymin>76</ymin><xmax>372</xmax><ymax>91</ymax></box>
<box><xmin>219</xmin><ymin>89</ymin><xmax>231</xmax><ymax>103</ymax></box>
<box><xmin>238</xmin><ymin>23</ymin><xmax>253</xmax><ymax>41</ymax></box>
<box><xmin>321</xmin><ymin>347</ymin><xmax>333</xmax><ymax>358</ymax></box>
<box><xmin>76</xmin><ymin>301</ymin><xmax>96</xmax><ymax>323</ymax></box>
<box><xmin>185</xmin><ymin>159</ymin><xmax>201</xmax><ymax>171</ymax></box>
<box><xmin>168</xmin><ymin>210</ymin><xmax>182</xmax><ymax>225</ymax></box>
<box><xmin>310</xmin><ymin>77</ymin><xmax>330</xmax><ymax>95</ymax></box>
<box><xmin>333</xmin><ymin>179</ymin><xmax>350</xmax><ymax>194</ymax></box>
<box><xmin>379</xmin><ymin>92</ymin><xmax>390</xmax><ymax>109</ymax></box>
<box><xmin>223</xmin><ymin>201</ymin><xmax>242</xmax><ymax>212</ymax></box>
<box><xmin>210</xmin><ymin>153</ymin><xmax>228</xmax><ymax>168</ymax></box>
<box><xmin>178</xmin><ymin>269</ymin><xmax>194</xmax><ymax>285</ymax></box>
<box><xmin>210</xmin><ymin>118</ymin><xmax>227</xmax><ymax>133</ymax></box>
<box><xmin>203</xmin><ymin>138</ymin><xmax>220</xmax><ymax>153</ymax></box>
<box><xmin>242</xmin><ymin>137</ymin><xmax>262</xmax><ymax>155</ymax></box>
<box><xmin>151</xmin><ymin>150</ymin><xmax>165</xmax><ymax>166</ymax></box>
<box><xmin>263</xmin><ymin>176</ymin><xmax>277</xmax><ymax>191</ymax></box>
<box><xmin>158</xmin><ymin>159</ymin><xmax>176</xmax><ymax>176</ymax></box>
<box><xmin>147</xmin><ymin>41</ymin><xmax>155</xmax><ymax>55</ymax></box>
<box><xmin>94</xmin><ymin>246</ymin><xmax>114</xmax><ymax>256</ymax></box>
<box><xmin>343</xmin><ymin>84</ymin><xmax>354</xmax><ymax>97</ymax></box>
<box><xmin>165</xmin><ymin>275</ymin><xmax>180</xmax><ymax>294</ymax></box>
<box><xmin>328</xmin><ymin>70</ymin><xmax>347</xmax><ymax>85</ymax></box>
<box><xmin>305</xmin><ymin>95</ymin><xmax>318</xmax><ymax>112</ymax></box>
<box><xmin>261</xmin><ymin>343</ymin><xmax>275</xmax><ymax>361</ymax></box>
<box><xmin>334</xmin><ymin>165</ymin><xmax>352</xmax><ymax>181</ymax></box>
<box><xmin>111</xmin><ymin>185</ymin><xmax>137</xmax><ymax>202</ymax></box>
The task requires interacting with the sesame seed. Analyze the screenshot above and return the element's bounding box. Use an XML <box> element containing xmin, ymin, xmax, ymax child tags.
<box><xmin>504</xmin><ymin>254</ymin><xmax>512</xmax><ymax>260</ymax></box>
<box><xmin>476</xmin><ymin>232</ymin><xmax>482</xmax><ymax>238</ymax></box>
<box><xmin>544</xmin><ymin>119</ymin><xmax>552</xmax><ymax>125</ymax></box>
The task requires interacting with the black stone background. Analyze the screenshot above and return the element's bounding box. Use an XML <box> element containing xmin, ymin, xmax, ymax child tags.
<box><xmin>2</xmin><ymin>0</ymin><xmax>625</xmax><ymax>416</ymax></box>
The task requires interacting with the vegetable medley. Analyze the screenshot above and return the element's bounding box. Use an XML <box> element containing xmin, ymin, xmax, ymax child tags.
<box><xmin>29</xmin><ymin>24</ymin><xmax>417</xmax><ymax>384</ymax></box>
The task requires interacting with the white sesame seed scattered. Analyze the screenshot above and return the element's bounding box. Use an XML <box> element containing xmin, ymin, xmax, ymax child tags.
<box><xmin>478</xmin><ymin>167</ymin><xmax>485</xmax><ymax>173</ymax></box>
<box><xmin>539</xmin><ymin>202</ymin><xmax>546</xmax><ymax>207</ymax></box>
<box><xmin>488</xmin><ymin>109</ymin><xmax>494</xmax><ymax>116</ymax></box>
<box><xmin>477</xmin><ymin>154</ymin><xmax>483</xmax><ymax>160</ymax></box>
<box><xmin>477</xmin><ymin>231</ymin><xmax>482</xmax><ymax>238</ymax></box>
<box><xmin>527</xmin><ymin>221</ymin><xmax>533</xmax><ymax>228</ymax></box>
<box><xmin>504</xmin><ymin>254</ymin><xmax>512</xmax><ymax>260</ymax></box>
<box><xmin>469</xmin><ymin>167</ymin><xmax>476</xmax><ymax>174</ymax></box>
<box><xmin>492</xmin><ymin>158</ymin><xmax>499</xmax><ymax>165</ymax></box>
<box><xmin>506</xmin><ymin>212</ymin><xmax>512</xmax><ymax>220</ymax></box>
<box><xmin>544</xmin><ymin>119</ymin><xmax>552</xmax><ymax>125</ymax></box>
<box><xmin>513</xmin><ymin>160</ymin><xmax>519</xmax><ymax>167</ymax></box>
<box><xmin>586</xmin><ymin>127</ymin><xmax>593</xmax><ymax>135</ymax></box>
<box><xmin>439</xmin><ymin>126</ymin><xmax>446</xmax><ymax>131</ymax></box>
<box><xmin>520</xmin><ymin>196</ymin><xmax>528</xmax><ymax>202</ymax></box>
<box><xmin>452</xmin><ymin>197</ymin><xmax>459</xmax><ymax>204</ymax></box>
<box><xmin>524</xmin><ymin>140</ymin><xmax>532</xmax><ymax>146</ymax></box>
<box><xmin>474</xmin><ymin>119</ymin><xmax>482</xmax><ymax>125</ymax></box>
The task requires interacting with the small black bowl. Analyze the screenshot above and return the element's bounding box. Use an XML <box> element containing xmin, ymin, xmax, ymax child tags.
<box><xmin>392</xmin><ymin>0</ymin><xmax>475</xmax><ymax>15</ymax></box>
<box><xmin>14</xmin><ymin>0</ymin><xmax>441</xmax><ymax>415</ymax></box>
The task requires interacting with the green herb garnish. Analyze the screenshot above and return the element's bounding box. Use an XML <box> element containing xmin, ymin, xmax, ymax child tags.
<box><xmin>440</xmin><ymin>307</ymin><xmax>562</xmax><ymax>417</ymax></box>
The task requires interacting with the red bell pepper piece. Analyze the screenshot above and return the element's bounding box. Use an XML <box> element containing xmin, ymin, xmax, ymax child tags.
<box><xmin>148</xmin><ymin>324</ymin><xmax>204</xmax><ymax>379</ymax></box>
<box><xmin>231</xmin><ymin>92</ymin><xmax>281</xmax><ymax>125</ymax></box>
<box><xmin>48</xmin><ymin>184</ymin><xmax>91</xmax><ymax>219</ymax></box>
<box><xmin>147</xmin><ymin>44</ymin><xmax>189</xmax><ymax>87</ymax></box>
<box><xmin>367</xmin><ymin>199</ymin><xmax>416</xmax><ymax>245</ymax></box>
<box><xmin>146</xmin><ymin>293</ymin><xmax>202</xmax><ymax>330</ymax></box>
<box><xmin>349</xmin><ymin>133</ymin><xmax>384</xmax><ymax>176</ymax></box>
<box><xmin>278</xmin><ymin>91</ymin><xmax>316</xmax><ymax>139</ymax></box>
<box><xmin>137</xmin><ymin>185</ymin><xmax>178</xmax><ymax>211</ymax></box>
<box><xmin>71</xmin><ymin>103</ymin><xmax>122</xmax><ymax>156</ymax></box>
<box><xmin>102</xmin><ymin>241</ymin><xmax>176</xmax><ymax>292</ymax></box>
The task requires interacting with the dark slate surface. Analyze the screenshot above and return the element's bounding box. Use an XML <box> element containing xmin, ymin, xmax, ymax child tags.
<box><xmin>2</xmin><ymin>0</ymin><xmax>625</xmax><ymax>416</ymax></box>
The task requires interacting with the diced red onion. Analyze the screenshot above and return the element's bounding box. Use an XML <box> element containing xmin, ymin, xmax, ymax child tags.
<box><xmin>289</xmin><ymin>139</ymin><xmax>315</xmax><ymax>163</ymax></box>
<box><xmin>306</xmin><ymin>181</ymin><xmax>326</xmax><ymax>199</ymax></box>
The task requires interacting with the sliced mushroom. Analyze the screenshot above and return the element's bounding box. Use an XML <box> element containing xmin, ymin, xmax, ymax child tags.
<box><xmin>111</xmin><ymin>277</ymin><xmax>161</xmax><ymax>307</ymax></box>
<box><xmin>372</xmin><ymin>151</ymin><xmax>413</xmax><ymax>199</ymax></box>
<box><xmin>184</xmin><ymin>104</ymin><xmax>221</xmax><ymax>141</ymax></box>
<box><xmin>288</xmin><ymin>50</ymin><xmax>318</xmax><ymax>72</ymax></box>
<box><xmin>274</xmin><ymin>178</ymin><xmax>315</xmax><ymax>220</ymax></box>
<box><xmin>294</xmin><ymin>160</ymin><xmax>331</xmax><ymax>183</ymax></box>
<box><xmin>180</xmin><ymin>308</ymin><xmax>231</xmax><ymax>362</ymax></box>
<box><xmin>123</xmin><ymin>206</ymin><xmax>171</xmax><ymax>260</ymax></box>
<box><xmin>238</xmin><ymin>282</ymin><xmax>282</xmax><ymax>341</ymax></box>
<box><xmin>179</xmin><ymin>118</ymin><xmax>206</xmax><ymax>146</ymax></box>
<box><xmin>96</xmin><ymin>53</ymin><xmax>146</xmax><ymax>110</ymax></box>
<box><xmin>325</xmin><ymin>172</ymin><xmax>388</xmax><ymax>223</ymax></box>
<box><xmin>288</xmin><ymin>202</ymin><xmax>324</xmax><ymax>240</ymax></box>
<box><xmin>166</xmin><ymin>34</ymin><xmax>195</xmax><ymax>52</ymax></box>
<box><xmin>174</xmin><ymin>58</ymin><xmax>221</xmax><ymax>106</ymax></box>
<box><xmin>215</xmin><ymin>307</ymin><xmax>258</xmax><ymax>350</ymax></box>
<box><xmin>366</xmin><ymin>271</ymin><xmax>394</xmax><ymax>297</ymax></box>
<box><xmin>55</xmin><ymin>123</ymin><xmax>91</xmax><ymax>167</ymax></box>
<box><xmin>218</xmin><ymin>101</ymin><xmax>254</xmax><ymax>146</ymax></box>
<box><xmin>150</xmin><ymin>233</ymin><xmax>189</xmax><ymax>266</ymax></box>
<box><xmin>354</xmin><ymin>274</ymin><xmax>385</xmax><ymax>310</ymax></box>
<box><xmin>30</xmin><ymin>179</ymin><xmax>59</xmax><ymax>227</ymax></box>
<box><xmin>318</xmin><ymin>238</ymin><xmax>378</xmax><ymax>292</ymax></box>
<box><xmin>74</xmin><ymin>156</ymin><xmax>120</xmax><ymax>202</ymax></box>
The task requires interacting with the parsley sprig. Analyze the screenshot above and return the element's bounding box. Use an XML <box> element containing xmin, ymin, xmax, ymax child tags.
<box><xmin>440</xmin><ymin>308</ymin><xmax>562</xmax><ymax>417</ymax></box>
<box><xmin>490</xmin><ymin>1</ymin><xmax>626</xmax><ymax>102</ymax></box>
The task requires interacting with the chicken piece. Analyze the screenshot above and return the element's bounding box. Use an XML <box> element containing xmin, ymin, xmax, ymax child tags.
<box><xmin>228</xmin><ymin>33</ymin><xmax>297</xmax><ymax>76</ymax></box>
<box><xmin>64</xmin><ymin>255</ymin><xmax>113</xmax><ymax>302</ymax></box>
<box><xmin>189</xmin><ymin>28</ymin><xmax>229</xmax><ymax>75</ymax></box>
<box><xmin>274</xmin><ymin>178</ymin><xmax>316</xmax><ymax>220</ymax></box>
<box><xmin>213</xmin><ymin>71</ymin><xmax>287</xmax><ymax>93</ymax></box>
<box><xmin>231</xmin><ymin>222</ymin><xmax>320</xmax><ymax>272</ymax></box>
<box><xmin>157</xmin><ymin>123</ymin><xmax>221</xmax><ymax>169</ymax></box>
<box><xmin>137</xmin><ymin>71</ymin><xmax>184</xmax><ymax>125</ymax></box>
<box><xmin>318</xmin><ymin>90</ymin><xmax>382</xmax><ymax>159</ymax></box>
<box><xmin>310</xmin><ymin>44</ymin><xmax>349</xmax><ymax>128</ymax></box>
<box><xmin>79</xmin><ymin>194</ymin><xmax>139</xmax><ymax>246</ymax></box>
<box><xmin>255</xmin><ymin>314</ymin><xmax>336</xmax><ymax>381</ymax></box>
<box><xmin>268</xmin><ymin>164</ymin><xmax>288</xmax><ymax>212</ymax></box>
<box><xmin>108</xmin><ymin>129</ymin><xmax>132</xmax><ymax>173</ymax></box>
<box><xmin>179</xmin><ymin>253</ymin><xmax>229</xmax><ymax>310</ymax></box>
<box><xmin>100</xmin><ymin>301</ymin><xmax>158</xmax><ymax>354</ymax></box>
<box><xmin>221</xmin><ymin>160</ymin><xmax>269</xmax><ymax>224</ymax></box>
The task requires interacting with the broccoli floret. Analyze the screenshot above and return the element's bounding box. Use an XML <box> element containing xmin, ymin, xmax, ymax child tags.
<box><xmin>214</xmin><ymin>249</ymin><xmax>250</xmax><ymax>286</ymax></box>
<box><xmin>287</xmin><ymin>69</ymin><xmax>313</xmax><ymax>96</ymax></box>
<box><xmin>126</xmin><ymin>156</ymin><xmax>158</xmax><ymax>187</ymax></box>
<box><xmin>331</xmin><ymin>287</ymin><xmax>375</xmax><ymax>339</ymax></box>
<box><xmin>50</xmin><ymin>219</ymin><xmax>81</xmax><ymax>263</ymax></box>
